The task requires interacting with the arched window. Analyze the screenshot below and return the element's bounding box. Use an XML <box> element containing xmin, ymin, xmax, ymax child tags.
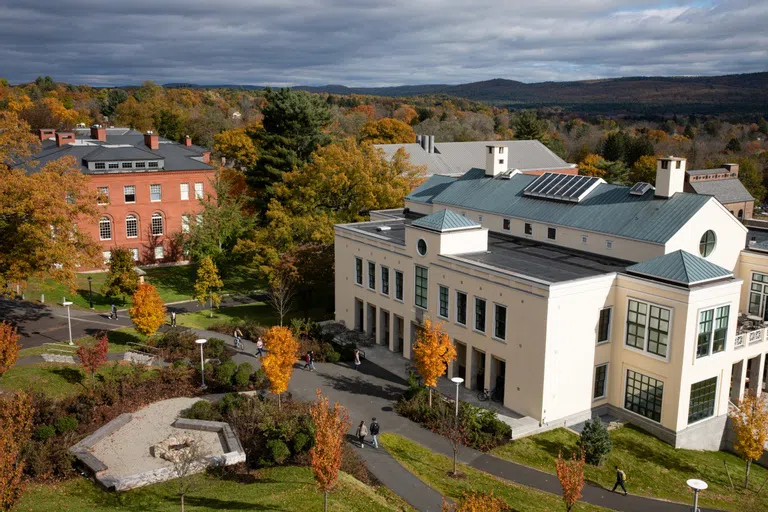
<box><xmin>699</xmin><ymin>230</ymin><xmax>716</xmax><ymax>257</ymax></box>
<box><xmin>738</xmin><ymin>209</ymin><xmax>744</xmax><ymax>220</ymax></box>
<box><xmin>151</xmin><ymin>213</ymin><xmax>163</xmax><ymax>236</ymax></box>
<box><xmin>99</xmin><ymin>217</ymin><xmax>112</xmax><ymax>241</ymax></box>
<box><xmin>126</xmin><ymin>215</ymin><xmax>138</xmax><ymax>238</ymax></box>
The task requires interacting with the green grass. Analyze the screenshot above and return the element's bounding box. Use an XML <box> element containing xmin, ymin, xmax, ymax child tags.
<box><xmin>176</xmin><ymin>302</ymin><xmax>332</xmax><ymax>331</ymax></box>
<box><xmin>380</xmin><ymin>433</ymin><xmax>607</xmax><ymax>512</ymax></box>
<box><xmin>19</xmin><ymin>265</ymin><xmax>263</xmax><ymax>311</ymax></box>
<box><xmin>491</xmin><ymin>425</ymin><xmax>768</xmax><ymax>512</ymax></box>
<box><xmin>15</xmin><ymin>466</ymin><xmax>413</xmax><ymax>512</ymax></box>
<box><xmin>18</xmin><ymin>328</ymin><xmax>148</xmax><ymax>358</ymax></box>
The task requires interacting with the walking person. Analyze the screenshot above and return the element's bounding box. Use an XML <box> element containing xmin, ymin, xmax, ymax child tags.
<box><xmin>170</xmin><ymin>311</ymin><xmax>177</xmax><ymax>327</ymax></box>
<box><xmin>255</xmin><ymin>337</ymin><xmax>264</xmax><ymax>358</ymax></box>
<box><xmin>612</xmin><ymin>466</ymin><xmax>628</xmax><ymax>496</ymax></box>
<box><xmin>309</xmin><ymin>350</ymin><xmax>316</xmax><ymax>371</ymax></box>
<box><xmin>369</xmin><ymin>417</ymin><xmax>380</xmax><ymax>449</ymax></box>
<box><xmin>356</xmin><ymin>420</ymin><xmax>368</xmax><ymax>448</ymax></box>
<box><xmin>110</xmin><ymin>304</ymin><xmax>117</xmax><ymax>320</ymax></box>
<box><xmin>353</xmin><ymin>348</ymin><xmax>361</xmax><ymax>371</ymax></box>
<box><xmin>234</xmin><ymin>327</ymin><xmax>243</xmax><ymax>350</ymax></box>
<box><xmin>304</xmin><ymin>351</ymin><xmax>312</xmax><ymax>370</ymax></box>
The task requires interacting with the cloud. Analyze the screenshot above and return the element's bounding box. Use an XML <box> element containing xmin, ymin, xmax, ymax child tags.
<box><xmin>0</xmin><ymin>0</ymin><xmax>766</xmax><ymax>86</ymax></box>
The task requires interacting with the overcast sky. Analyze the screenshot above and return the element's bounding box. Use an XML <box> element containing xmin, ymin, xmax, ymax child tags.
<box><xmin>1</xmin><ymin>0</ymin><xmax>766</xmax><ymax>87</ymax></box>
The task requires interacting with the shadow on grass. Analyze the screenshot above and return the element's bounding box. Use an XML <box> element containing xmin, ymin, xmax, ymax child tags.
<box><xmin>50</xmin><ymin>366</ymin><xmax>85</xmax><ymax>385</ymax></box>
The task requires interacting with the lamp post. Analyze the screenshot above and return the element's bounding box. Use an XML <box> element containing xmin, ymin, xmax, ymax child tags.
<box><xmin>87</xmin><ymin>276</ymin><xmax>94</xmax><ymax>309</ymax></box>
<box><xmin>686</xmin><ymin>479</ymin><xmax>707</xmax><ymax>512</ymax></box>
<box><xmin>195</xmin><ymin>339</ymin><xmax>208</xmax><ymax>390</ymax></box>
<box><xmin>62</xmin><ymin>300</ymin><xmax>74</xmax><ymax>345</ymax></box>
<box><xmin>451</xmin><ymin>377</ymin><xmax>464</xmax><ymax>421</ymax></box>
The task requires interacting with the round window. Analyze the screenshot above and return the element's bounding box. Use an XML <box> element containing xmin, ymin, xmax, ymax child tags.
<box><xmin>417</xmin><ymin>239</ymin><xmax>427</xmax><ymax>256</ymax></box>
<box><xmin>699</xmin><ymin>230</ymin><xmax>716</xmax><ymax>257</ymax></box>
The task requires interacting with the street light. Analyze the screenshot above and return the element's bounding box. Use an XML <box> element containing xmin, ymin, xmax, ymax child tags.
<box><xmin>687</xmin><ymin>478</ymin><xmax>707</xmax><ymax>512</ymax></box>
<box><xmin>195</xmin><ymin>339</ymin><xmax>208</xmax><ymax>390</ymax></box>
<box><xmin>451</xmin><ymin>377</ymin><xmax>464</xmax><ymax>420</ymax></box>
<box><xmin>87</xmin><ymin>276</ymin><xmax>93</xmax><ymax>309</ymax></box>
<box><xmin>62</xmin><ymin>300</ymin><xmax>74</xmax><ymax>345</ymax></box>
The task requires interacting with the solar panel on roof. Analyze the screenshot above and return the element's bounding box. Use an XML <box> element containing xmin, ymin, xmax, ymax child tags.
<box><xmin>523</xmin><ymin>172</ymin><xmax>601</xmax><ymax>203</ymax></box>
<box><xmin>629</xmin><ymin>182</ymin><xmax>654</xmax><ymax>196</ymax></box>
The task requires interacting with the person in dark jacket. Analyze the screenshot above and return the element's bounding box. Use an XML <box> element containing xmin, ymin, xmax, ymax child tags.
<box><xmin>612</xmin><ymin>466</ymin><xmax>628</xmax><ymax>495</ymax></box>
<box><xmin>369</xmin><ymin>417</ymin><xmax>380</xmax><ymax>448</ymax></box>
<box><xmin>356</xmin><ymin>421</ymin><xmax>368</xmax><ymax>448</ymax></box>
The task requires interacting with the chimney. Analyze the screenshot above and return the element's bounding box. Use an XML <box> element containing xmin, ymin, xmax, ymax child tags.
<box><xmin>655</xmin><ymin>156</ymin><xmax>686</xmax><ymax>198</ymax></box>
<box><xmin>144</xmin><ymin>131</ymin><xmax>159</xmax><ymax>150</ymax></box>
<box><xmin>38</xmin><ymin>128</ymin><xmax>56</xmax><ymax>141</ymax></box>
<box><xmin>419</xmin><ymin>135</ymin><xmax>428</xmax><ymax>151</ymax></box>
<box><xmin>416</xmin><ymin>134</ymin><xmax>423</xmax><ymax>146</ymax></box>
<box><xmin>55</xmin><ymin>132</ymin><xmax>75</xmax><ymax>147</ymax></box>
<box><xmin>485</xmin><ymin>145</ymin><xmax>507</xmax><ymax>177</ymax></box>
<box><xmin>184</xmin><ymin>135</ymin><xmax>192</xmax><ymax>147</ymax></box>
<box><xmin>90</xmin><ymin>124</ymin><xmax>106</xmax><ymax>142</ymax></box>
<box><xmin>723</xmin><ymin>163</ymin><xmax>739</xmax><ymax>177</ymax></box>
<box><xmin>202</xmin><ymin>151</ymin><xmax>211</xmax><ymax>164</ymax></box>
<box><xmin>427</xmin><ymin>135</ymin><xmax>435</xmax><ymax>154</ymax></box>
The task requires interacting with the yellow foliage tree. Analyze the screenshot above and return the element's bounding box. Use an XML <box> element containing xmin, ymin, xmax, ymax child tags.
<box><xmin>261</xmin><ymin>325</ymin><xmax>299</xmax><ymax>409</ymax></box>
<box><xmin>729</xmin><ymin>393</ymin><xmax>768</xmax><ymax>488</ymax></box>
<box><xmin>412</xmin><ymin>319</ymin><xmax>457</xmax><ymax>407</ymax></box>
<box><xmin>193</xmin><ymin>256</ymin><xmax>223</xmax><ymax>318</ymax></box>
<box><xmin>129</xmin><ymin>283</ymin><xmax>167</xmax><ymax>337</ymax></box>
<box><xmin>629</xmin><ymin>155</ymin><xmax>658</xmax><ymax>184</ymax></box>
<box><xmin>393</xmin><ymin>105</ymin><xmax>419</xmax><ymax>125</ymax></box>
<box><xmin>359</xmin><ymin>118</ymin><xmax>416</xmax><ymax>144</ymax></box>
<box><xmin>213</xmin><ymin>127</ymin><xmax>260</xmax><ymax>169</ymax></box>
<box><xmin>442</xmin><ymin>491</ymin><xmax>510</xmax><ymax>512</ymax></box>
<box><xmin>578</xmin><ymin>153</ymin><xmax>605</xmax><ymax>178</ymax></box>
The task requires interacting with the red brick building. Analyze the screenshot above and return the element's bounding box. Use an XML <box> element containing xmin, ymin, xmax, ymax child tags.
<box><xmin>29</xmin><ymin>126</ymin><xmax>216</xmax><ymax>266</ymax></box>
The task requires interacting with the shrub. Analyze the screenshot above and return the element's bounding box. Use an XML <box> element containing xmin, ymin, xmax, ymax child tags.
<box><xmin>172</xmin><ymin>359</ymin><xmax>189</xmax><ymax>368</ymax></box>
<box><xmin>215</xmin><ymin>361</ymin><xmax>237</xmax><ymax>385</ymax></box>
<box><xmin>34</xmin><ymin>425</ymin><xmax>56</xmax><ymax>441</ymax></box>
<box><xmin>325</xmin><ymin>350</ymin><xmax>340</xmax><ymax>363</ymax></box>
<box><xmin>219</xmin><ymin>393</ymin><xmax>246</xmax><ymax>416</ymax></box>
<box><xmin>54</xmin><ymin>415</ymin><xmax>78</xmax><ymax>434</ymax></box>
<box><xmin>234</xmin><ymin>363</ymin><xmax>253</xmax><ymax>388</ymax></box>
<box><xmin>23</xmin><ymin>436</ymin><xmax>75</xmax><ymax>480</ymax></box>
<box><xmin>206</xmin><ymin>337</ymin><xmax>226</xmax><ymax>360</ymax></box>
<box><xmin>182</xmin><ymin>400</ymin><xmax>223</xmax><ymax>421</ymax></box>
<box><xmin>250</xmin><ymin>368</ymin><xmax>269</xmax><ymax>389</ymax></box>
<box><xmin>580</xmin><ymin>417</ymin><xmax>612</xmax><ymax>466</ymax></box>
<box><xmin>154</xmin><ymin>328</ymin><xmax>197</xmax><ymax>360</ymax></box>
<box><xmin>266</xmin><ymin>439</ymin><xmax>291</xmax><ymax>464</ymax></box>
<box><xmin>340</xmin><ymin>442</ymin><xmax>377</xmax><ymax>485</ymax></box>
<box><xmin>293</xmin><ymin>431</ymin><xmax>310</xmax><ymax>453</ymax></box>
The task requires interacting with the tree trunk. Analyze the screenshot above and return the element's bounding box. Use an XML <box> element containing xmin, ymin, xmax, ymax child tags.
<box><xmin>181</xmin><ymin>493</ymin><xmax>185</xmax><ymax>512</ymax></box>
<box><xmin>429</xmin><ymin>387</ymin><xmax>432</xmax><ymax>408</ymax></box>
<box><xmin>453</xmin><ymin>448</ymin><xmax>457</xmax><ymax>475</ymax></box>
<box><xmin>746</xmin><ymin>459</ymin><xmax>752</xmax><ymax>489</ymax></box>
<box><xmin>209</xmin><ymin>297</ymin><xmax>213</xmax><ymax>318</ymax></box>
<box><xmin>324</xmin><ymin>490</ymin><xmax>328</xmax><ymax>512</ymax></box>
<box><xmin>278</xmin><ymin>392</ymin><xmax>281</xmax><ymax>411</ymax></box>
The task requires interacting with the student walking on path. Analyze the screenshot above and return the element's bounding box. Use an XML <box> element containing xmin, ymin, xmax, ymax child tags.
<box><xmin>304</xmin><ymin>351</ymin><xmax>315</xmax><ymax>371</ymax></box>
<box><xmin>356</xmin><ymin>420</ymin><xmax>368</xmax><ymax>448</ymax></box>
<box><xmin>110</xmin><ymin>304</ymin><xmax>118</xmax><ymax>320</ymax></box>
<box><xmin>369</xmin><ymin>417</ymin><xmax>380</xmax><ymax>449</ymax></box>
<box><xmin>353</xmin><ymin>348</ymin><xmax>361</xmax><ymax>371</ymax></box>
<box><xmin>612</xmin><ymin>466</ymin><xmax>628</xmax><ymax>496</ymax></box>
<box><xmin>170</xmin><ymin>311</ymin><xmax>177</xmax><ymax>327</ymax></box>
<box><xmin>255</xmin><ymin>337</ymin><xmax>264</xmax><ymax>358</ymax></box>
<box><xmin>233</xmin><ymin>327</ymin><xmax>243</xmax><ymax>350</ymax></box>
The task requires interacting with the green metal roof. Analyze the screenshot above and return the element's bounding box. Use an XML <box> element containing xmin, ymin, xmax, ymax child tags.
<box><xmin>406</xmin><ymin>168</ymin><xmax>711</xmax><ymax>244</ymax></box>
<box><xmin>625</xmin><ymin>250</ymin><xmax>732</xmax><ymax>286</ymax></box>
<box><xmin>411</xmin><ymin>209</ymin><xmax>480</xmax><ymax>232</ymax></box>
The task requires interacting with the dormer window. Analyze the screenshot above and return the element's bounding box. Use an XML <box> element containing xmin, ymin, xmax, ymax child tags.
<box><xmin>498</xmin><ymin>147</ymin><xmax>504</xmax><ymax>154</ymax></box>
<box><xmin>122</xmin><ymin>162</ymin><xmax>132</xmax><ymax>169</ymax></box>
<box><xmin>94</xmin><ymin>162</ymin><xmax>106</xmax><ymax>170</ymax></box>
<box><xmin>108</xmin><ymin>163</ymin><xmax>119</xmax><ymax>169</ymax></box>
<box><xmin>135</xmin><ymin>162</ymin><xmax>146</xmax><ymax>168</ymax></box>
<box><xmin>148</xmin><ymin>161</ymin><xmax>159</xmax><ymax>168</ymax></box>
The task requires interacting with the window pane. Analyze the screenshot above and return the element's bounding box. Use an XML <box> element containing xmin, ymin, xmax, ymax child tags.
<box><xmin>126</xmin><ymin>215</ymin><xmax>138</xmax><ymax>238</ymax></box>
<box><xmin>494</xmin><ymin>304</ymin><xmax>506</xmax><ymax>340</ymax></box>
<box><xmin>594</xmin><ymin>364</ymin><xmax>608</xmax><ymax>399</ymax></box>
<box><xmin>625</xmin><ymin>300</ymin><xmax>647</xmax><ymax>349</ymax></box>
<box><xmin>97</xmin><ymin>187</ymin><xmax>109</xmax><ymax>204</ymax></box>
<box><xmin>439</xmin><ymin>286</ymin><xmax>449</xmax><ymax>318</ymax></box>
<box><xmin>415</xmin><ymin>266</ymin><xmax>428</xmax><ymax>309</ymax></box>
<box><xmin>355</xmin><ymin>257</ymin><xmax>363</xmax><ymax>285</ymax></box>
<box><xmin>151</xmin><ymin>214</ymin><xmax>163</xmax><ymax>236</ymax></box>
<box><xmin>688</xmin><ymin>377</ymin><xmax>717</xmax><ymax>424</ymax></box>
<box><xmin>475</xmin><ymin>298</ymin><xmax>486</xmax><ymax>332</ymax></box>
<box><xmin>154</xmin><ymin>245</ymin><xmax>164</xmax><ymax>260</ymax></box>
<box><xmin>456</xmin><ymin>292</ymin><xmax>467</xmax><ymax>325</ymax></box>
<box><xmin>368</xmin><ymin>262</ymin><xmax>376</xmax><ymax>289</ymax></box>
<box><xmin>99</xmin><ymin>217</ymin><xmax>111</xmax><ymax>240</ymax></box>
<box><xmin>194</xmin><ymin>182</ymin><xmax>204</xmax><ymax>199</ymax></box>
<box><xmin>713</xmin><ymin>305</ymin><xmax>729</xmax><ymax>353</ymax></box>
<box><xmin>647</xmin><ymin>305</ymin><xmax>670</xmax><ymax>357</ymax></box>
<box><xmin>749</xmin><ymin>292</ymin><xmax>761</xmax><ymax>315</ymax></box>
<box><xmin>180</xmin><ymin>183</ymin><xmax>189</xmax><ymax>201</ymax></box>
<box><xmin>382</xmin><ymin>267</ymin><xmax>389</xmax><ymax>295</ymax></box>
<box><xmin>150</xmin><ymin>184</ymin><xmax>161</xmax><ymax>201</ymax></box>
<box><xmin>124</xmin><ymin>185</ymin><xmax>135</xmax><ymax>203</ymax></box>
<box><xmin>697</xmin><ymin>309</ymin><xmax>714</xmax><ymax>358</ymax></box>
<box><xmin>395</xmin><ymin>271</ymin><xmax>403</xmax><ymax>300</ymax></box>
<box><xmin>597</xmin><ymin>308</ymin><xmax>611</xmax><ymax>343</ymax></box>
<box><xmin>624</xmin><ymin>370</ymin><xmax>664</xmax><ymax>422</ymax></box>
<box><xmin>181</xmin><ymin>214</ymin><xmax>190</xmax><ymax>233</ymax></box>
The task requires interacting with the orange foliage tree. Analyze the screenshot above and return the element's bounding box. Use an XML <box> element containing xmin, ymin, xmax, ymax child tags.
<box><xmin>0</xmin><ymin>321</ymin><xmax>21</xmax><ymax>383</ymax></box>
<box><xmin>129</xmin><ymin>283</ymin><xmax>167</xmax><ymax>337</ymax></box>
<box><xmin>76</xmin><ymin>332</ymin><xmax>109</xmax><ymax>383</ymax></box>
<box><xmin>729</xmin><ymin>393</ymin><xmax>768</xmax><ymax>488</ymax></box>
<box><xmin>441</xmin><ymin>491</ymin><xmax>510</xmax><ymax>512</ymax></box>
<box><xmin>0</xmin><ymin>391</ymin><xmax>33</xmax><ymax>511</ymax></box>
<box><xmin>555</xmin><ymin>450</ymin><xmax>586</xmax><ymax>512</ymax></box>
<box><xmin>359</xmin><ymin>118</ymin><xmax>416</xmax><ymax>144</ymax></box>
<box><xmin>412</xmin><ymin>319</ymin><xmax>457</xmax><ymax>407</ymax></box>
<box><xmin>309</xmin><ymin>389</ymin><xmax>352</xmax><ymax>512</ymax></box>
<box><xmin>261</xmin><ymin>326</ymin><xmax>299</xmax><ymax>409</ymax></box>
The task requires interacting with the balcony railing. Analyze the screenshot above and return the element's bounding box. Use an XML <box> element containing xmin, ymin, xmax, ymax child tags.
<box><xmin>736</xmin><ymin>313</ymin><xmax>767</xmax><ymax>349</ymax></box>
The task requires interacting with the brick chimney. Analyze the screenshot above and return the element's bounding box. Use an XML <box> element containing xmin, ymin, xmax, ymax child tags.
<box><xmin>55</xmin><ymin>132</ymin><xmax>75</xmax><ymax>147</ymax></box>
<box><xmin>90</xmin><ymin>124</ymin><xmax>107</xmax><ymax>142</ymax></box>
<box><xmin>144</xmin><ymin>131</ymin><xmax>159</xmax><ymax>150</ymax></box>
<box><xmin>202</xmin><ymin>151</ymin><xmax>211</xmax><ymax>164</ymax></box>
<box><xmin>184</xmin><ymin>135</ymin><xmax>192</xmax><ymax>147</ymax></box>
<box><xmin>723</xmin><ymin>163</ymin><xmax>739</xmax><ymax>177</ymax></box>
<box><xmin>38</xmin><ymin>128</ymin><xmax>55</xmax><ymax>141</ymax></box>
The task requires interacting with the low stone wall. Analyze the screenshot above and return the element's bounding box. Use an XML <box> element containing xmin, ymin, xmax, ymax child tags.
<box><xmin>69</xmin><ymin>413</ymin><xmax>133</xmax><ymax>476</ymax></box>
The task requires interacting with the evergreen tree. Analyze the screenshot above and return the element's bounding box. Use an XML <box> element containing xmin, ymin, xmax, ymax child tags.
<box><xmin>511</xmin><ymin>111</ymin><xmax>550</xmax><ymax>145</ymax></box>
<box><xmin>725</xmin><ymin>138</ymin><xmax>742</xmax><ymax>153</ymax></box>
<box><xmin>601</xmin><ymin>131</ymin><xmax>628</xmax><ymax>163</ymax></box>
<box><xmin>154</xmin><ymin>108</ymin><xmax>185</xmax><ymax>141</ymax></box>
<box><xmin>683</xmin><ymin>124</ymin><xmax>697</xmax><ymax>139</ymax></box>
<box><xmin>625</xmin><ymin>136</ymin><xmax>655</xmax><ymax>167</ymax></box>
<box><xmin>101</xmin><ymin>247</ymin><xmax>139</xmax><ymax>304</ymax></box>
<box><xmin>600</xmin><ymin>160</ymin><xmax>630</xmax><ymax>185</ymax></box>
<box><xmin>579</xmin><ymin>417</ymin><xmax>612</xmax><ymax>466</ymax></box>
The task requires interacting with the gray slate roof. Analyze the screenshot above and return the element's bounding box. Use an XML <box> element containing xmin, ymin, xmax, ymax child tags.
<box><xmin>687</xmin><ymin>178</ymin><xmax>754</xmax><ymax>205</ymax></box>
<box><xmin>376</xmin><ymin>140</ymin><xmax>572</xmax><ymax>176</ymax></box>
<box><xmin>411</xmin><ymin>209</ymin><xmax>480</xmax><ymax>232</ymax></box>
<box><xmin>407</xmin><ymin>169</ymin><xmax>712</xmax><ymax>244</ymax></box>
<box><xmin>625</xmin><ymin>250</ymin><xmax>732</xmax><ymax>286</ymax></box>
<box><xmin>83</xmin><ymin>146</ymin><xmax>161</xmax><ymax>162</ymax></box>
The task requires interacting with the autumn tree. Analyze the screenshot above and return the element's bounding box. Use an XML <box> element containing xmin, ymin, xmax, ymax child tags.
<box><xmin>732</xmin><ymin>157</ymin><xmax>767</xmax><ymax>204</ymax></box>
<box><xmin>412</xmin><ymin>319</ymin><xmax>457</xmax><ymax>407</ymax></box>
<box><xmin>76</xmin><ymin>332</ymin><xmax>109</xmax><ymax>384</ymax></box>
<box><xmin>309</xmin><ymin>389</ymin><xmax>352</xmax><ymax>512</ymax></box>
<box><xmin>0</xmin><ymin>111</ymin><xmax>40</xmax><ymax>170</ymax></box>
<box><xmin>193</xmin><ymin>256</ymin><xmax>223</xmax><ymax>318</ymax></box>
<box><xmin>129</xmin><ymin>283</ymin><xmax>167</xmax><ymax>337</ymax></box>
<box><xmin>436</xmin><ymin>414</ymin><xmax>469</xmax><ymax>476</ymax></box>
<box><xmin>442</xmin><ymin>491</ymin><xmax>510</xmax><ymax>512</ymax></box>
<box><xmin>261</xmin><ymin>326</ymin><xmax>299</xmax><ymax>409</ymax></box>
<box><xmin>0</xmin><ymin>391</ymin><xmax>33</xmax><ymax>512</ymax></box>
<box><xmin>729</xmin><ymin>393</ymin><xmax>768</xmax><ymax>488</ymax></box>
<box><xmin>359</xmin><ymin>118</ymin><xmax>416</xmax><ymax>144</ymax></box>
<box><xmin>213</xmin><ymin>127</ymin><xmax>260</xmax><ymax>169</ymax></box>
<box><xmin>393</xmin><ymin>105</ymin><xmax>419</xmax><ymax>125</ymax></box>
<box><xmin>101</xmin><ymin>247</ymin><xmax>139</xmax><ymax>304</ymax></box>
<box><xmin>555</xmin><ymin>450</ymin><xmax>586</xmax><ymax>512</ymax></box>
<box><xmin>0</xmin><ymin>322</ymin><xmax>21</xmax><ymax>384</ymax></box>
<box><xmin>629</xmin><ymin>154</ymin><xmax>658</xmax><ymax>184</ymax></box>
<box><xmin>266</xmin><ymin>271</ymin><xmax>295</xmax><ymax>327</ymax></box>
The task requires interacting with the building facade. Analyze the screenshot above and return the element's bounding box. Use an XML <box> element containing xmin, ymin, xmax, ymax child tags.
<box><xmin>684</xmin><ymin>164</ymin><xmax>754</xmax><ymax>220</ymax></box>
<box><xmin>26</xmin><ymin>126</ymin><xmax>216</xmax><ymax>266</ymax></box>
<box><xmin>335</xmin><ymin>150</ymin><xmax>768</xmax><ymax>450</ymax></box>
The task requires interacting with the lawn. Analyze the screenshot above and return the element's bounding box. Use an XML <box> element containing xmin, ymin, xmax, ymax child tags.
<box><xmin>19</xmin><ymin>264</ymin><xmax>263</xmax><ymax>312</ymax></box>
<box><xmin>18</xmin><ymin>327</ymin><xmax>148</xmax><ymax>358</ymax></box>
<box><xmin>380</xmin><ymin>433</ymin><xmax>607</xmax><ymax>512</ymax></box>
<box><xmin>176</xmin><ymin>302</ymin><xmax>332</xmax><ymax>331</ymax></box>
<box><xmin>491</xmin><ymin>425</ymin><xmax>768</xmax><ymax>512</ymax></box>
<box><xmin>16</xmin><ymin>466</ymin><xmax>413</xmax><ymax>512</ymax></box>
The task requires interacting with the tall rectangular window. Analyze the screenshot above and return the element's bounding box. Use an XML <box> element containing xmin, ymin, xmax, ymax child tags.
<box><xmin>697</xmin><ymin>309</ymin><xmax>714</xmax><ymax>358</ymax></box>
<box><xmin>381</xmin><ymin>266</ymin><xmax>390</xmax><ymax>295</ymax></box>
<box><xmin>624</xmin><ymin>370</ymin><xmax>664</xmax><ymax>422</ymax></box>
<box><xmin>697</xmin><ymin>305</ymin><xmax>729</xmax><ymax>357</ymax></box>
<box><xmin>688</xmin><ymin>377</ymin><xmax>717</xmax><ymax>424</ymax></box>
<box><xmin>647</xmin><ymin>305</ymin><xmax>670</xmax><ymax>357</ymax></box>
<box><xmin>124</xmin><ymin>185</ymin><xmax>136</xmax><ymax>203</ymax></box>
<box><xmin>354</xmin><ymin>257</ymin><xmax>363</xmax><ymax>285</ymax></box>
<box><xmin>626</xmin><ymin>300</ymin><xmax>647</xmax><ymax>350</ymax></box>
<box><xmin>626</xmin><ymin>299</ymin><xmax>671</xmax><ymax>358</ymax></box>
<box><xmin>130</xmin><ymin>248</ymin><xmax>139</xmax><ymax>261</ymax></box>
<box><xmin>181</xmin><ymin>214</ymin><xmax>190</xmax><ymax>233</ymax></box>
<box><xmin>414</xmin><ymin>266</ymin><xmax>428</xmax><ymax>309</ymax></box>
<box><xmin>713</xmin><ymin>306</ymin><xmax>729</xmax><ymax>353</ymax></box>
<box><xmin>154</xmin><ymin>245</ymin><xmax>164</xmax><ymax>260</ymax></box>
<box><xmin>594</xmin><ymin>364</ymin><xmax>608</xmax><ymax>399</ymax></box>
<box><xmin>524</xmin><ymin>223</ymin><xmax>532</xmax><ymax>235</ymax></box>
<box><xmin>180</xmin><ymin>183</ymin><xmax>190</xmax><ymax>201</ymax></box>
<box><xmin>474</xmin><ymin>298</ymin><xmax>486</xmax><ymax>333</ymax></box>
<box><xmin>150</xmin><ymin>184</ymin><xmax>161</xmax><ymax>202</ymax></box>
<box><xmin>97</xmin><ymin>186</ymin><xmax>109</xmax><ymax>205</ymax></box>
<box><xmin>494</xmin><ymin>304</ymin><xmax>507</xmax><ymax>340</ymax></box>
<box><xmin>456</xmin><ymin>292</ymin><xmax>467</xmax><ymax>325</ymax></box>
<box><xmin>503</xmin><ymin>219</ymin><xmax>511</xmax><ymax>231</ymax></box>
<box><xmin>597</xmin><ymin>308</ymin><xmax>611</xmax><ymax>343</ymax></box>
<box><xmin>395</xmin><ymin>271</ymin><xmax>403</xmax><ymax>301</ymax></box>
<box><xmin>194</xmin><ymin>182</ymin><xmax>204</xmax><ymax>199</ymax></box>
<box><xmin>548</xmin><ymin>227</ymin><xmax>557</xmax><ymax>240</ymax></box>
<box><xmin>438</xmin><ymin>286</ymin><xmax>449</xmax><ymax>318</ymax></box>
<box><xmin>368</xmin><ymin>261</ymin><xmax>376</xmax><ymax>290</ymax></box>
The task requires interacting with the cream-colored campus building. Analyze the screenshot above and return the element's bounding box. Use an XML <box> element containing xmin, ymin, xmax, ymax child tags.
<box><xmin>334</xmin><ymin>148</ymin><xmax>768</xmax><ymax>450</ymax></box>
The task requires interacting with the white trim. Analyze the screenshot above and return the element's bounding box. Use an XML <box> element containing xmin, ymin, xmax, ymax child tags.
<box><xmin>593</xmin><ymin>362</ymin><xmax>609</xmax><ymax>401</ymax></box>
<box><xmin>416</xmin><ymin>238</ymin><xmax>428</xmax><ymax>256</ymax></box>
